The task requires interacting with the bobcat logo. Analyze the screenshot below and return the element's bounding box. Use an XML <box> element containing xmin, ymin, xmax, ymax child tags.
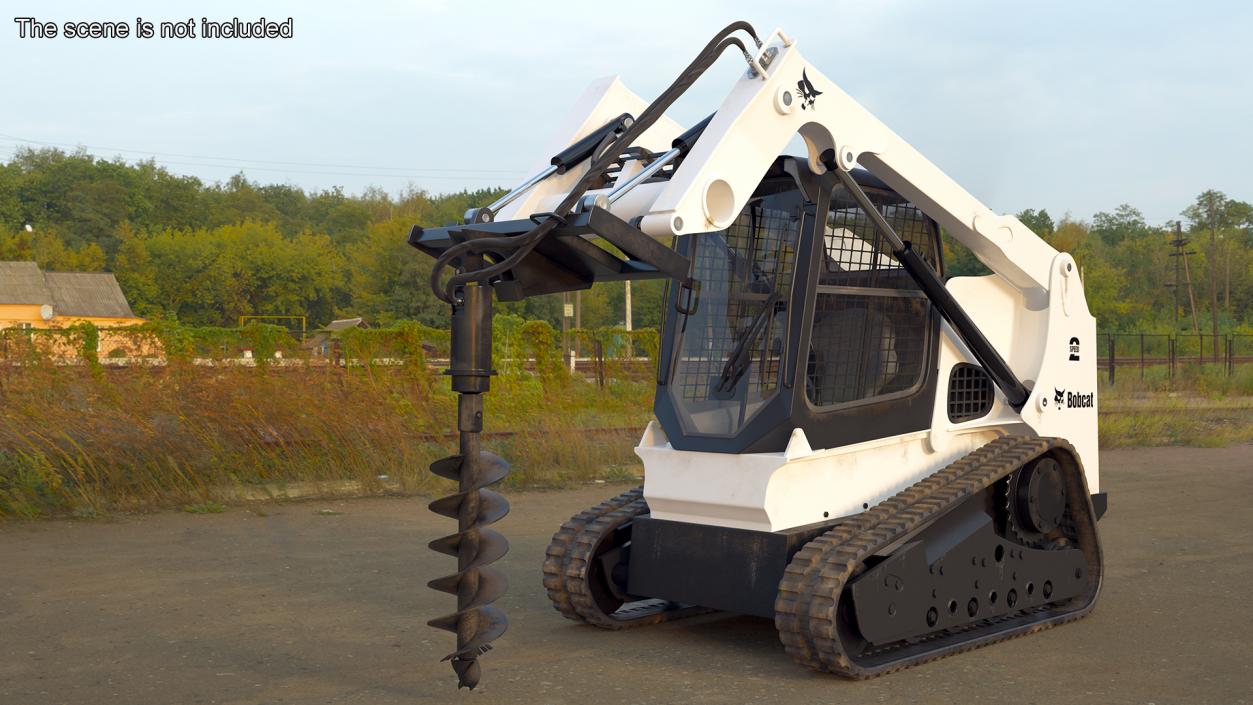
<box><xmin>797</xmin><ymin>70</ymin><xmax>822</xmax><ymax>110</ymax></box>
<box><xmin>1052</xmin><ymin>387</ymin><xmax>1095</xmax><ymax>410</ymax></box>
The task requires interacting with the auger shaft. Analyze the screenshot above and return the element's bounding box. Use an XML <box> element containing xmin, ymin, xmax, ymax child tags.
<box><xmin>427</xmin><ymin>257</ymin><xmax>510</xmax><ymax>690</ymax></box>
<box><xmin>452</xmin><ymin>393</ymin><xmax>486</xmax><ymax>687</ymax></box>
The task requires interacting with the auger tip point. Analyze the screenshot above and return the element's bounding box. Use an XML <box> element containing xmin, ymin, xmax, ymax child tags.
<box><xmin>452</xmin><ymin>657</ymin><xmax>481</xmax><ymax>690</ymax></box>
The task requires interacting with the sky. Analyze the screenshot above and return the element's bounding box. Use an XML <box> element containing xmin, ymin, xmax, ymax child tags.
<box><xmin>2</xmin><ymin>0</ymin><xmax>1250</xmax><ymax>225</ymax></box>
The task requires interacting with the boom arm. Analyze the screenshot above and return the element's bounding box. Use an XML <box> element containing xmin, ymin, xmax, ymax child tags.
<box><xmin>486</xmin><ymin>23</ymin><xmax>1095</xmax><ymax>467</ymax></box>
<box><xmin>636</xmin><ymin>28</ymin><xmax>1059</xmax><ymax>297</ymax></box>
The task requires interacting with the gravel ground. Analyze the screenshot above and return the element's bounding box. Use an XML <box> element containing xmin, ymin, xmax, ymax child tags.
<box><xmin>1</xmin><ymin>445</ymin><xmax>1250</xmax><ymax>705</ymax></box>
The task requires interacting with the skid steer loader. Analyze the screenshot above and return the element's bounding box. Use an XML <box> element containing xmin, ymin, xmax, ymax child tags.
<box><xmin>412</xmin><ymin>21</ymin><xmax>1106</xmax><ymax>689</ymax></box>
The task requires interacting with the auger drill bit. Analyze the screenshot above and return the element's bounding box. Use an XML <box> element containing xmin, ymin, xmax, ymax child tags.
<box><xmin>427</xmin><ymin>272</ymin><xmax>510</xmax><ymax>689</ymax></box>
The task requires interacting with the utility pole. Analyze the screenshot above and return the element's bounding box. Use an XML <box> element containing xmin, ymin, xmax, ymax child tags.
<box><xmin>1205</xmin><ymin>192</ymin><xmax>1221</xmax><ymax>362</ymax></box>
<box><xmin>624</xmin><ymin>281</ymin><xmax>633</xmax><ymax>332</ymax></box>
<box><xmin>574</xmin><ymin>291</ymin><xmax>582</xmax><ymax>368</ymax></box>
<box><xmin>561</xmin><ymin>292</ymin><xmax>572</xmax><ymax>368</ymax></box>
<box><xmin>1167</xmin><ymin>223</ymin><xmax>1183</xmax><ymax>328</ymax></box>
<box><xmin>1181</xmin><ymin>227</ymin><xmax>1201</xmax><ymax>337</ymax></box>
<box><xmin>623</xmin><ymin>281</ymin><xmax>634</xmax><ymax>358</ymax></box>
<box><xmin>1167</xmin><ymin>221</ymin><xmax>1198</xmax><ymax>333</ymax></box>
<box><xmin>1222</xmin><ymin>245</ymin><xmax>1232</xmax><ymax>314</ymax></box>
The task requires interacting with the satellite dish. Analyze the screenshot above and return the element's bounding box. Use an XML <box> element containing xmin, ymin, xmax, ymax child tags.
<box><xmin>40</xmin><ymin>304</ymin><xmax>54</xmax><ymax>321</ymax></box>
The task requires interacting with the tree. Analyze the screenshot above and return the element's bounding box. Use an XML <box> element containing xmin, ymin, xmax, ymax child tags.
<box><xmin>64</xmin><ymin>178</ymin><xmax>130</xmax><ymax>251</ymax></box>
<box><xmin>112</xmin><ymin>225</ymin><xmax>161</xmax><ymax>318</ymax></box>
<box><xmin>0</xmin><ymin>162</ymin><xmax>21</xmax><ymax>227</ymax></box>
<box><xmin>1048</xmin><ymin>216</ymin><xmax>1089</xmax><ymax>253</ymax></box>
<box><xmin>1111</xmin><ymin>232</ymin><xmax>1172</xmax><ymax>326</ymax></box>
<box><xmin>5</xmin><ymin>143</ymin><xmax>1244</xmax><ymax>336</ymax></box>
<box><xmin>1077</xmin><ymin>248</ymin><xmax>1137</xmax><ymax>329</ymax></box>
<box><xmin>1183</xmin><ymin>190</ymin><xmax>1234</xmax><ymax>360</ymax></box>
<box><xmin>1016</xmin><ymin>208</ymin><xmax>1054</xmax><ymax>238</ymax></box>
<box><xmin>940</xmin><ymin>228</ymin><xmax>991</xmax><ymax>277</ymax></box>
<box><xmin>308</xmin><ymin>187</ymin><xmax>371</xmax><ymax>245</ymax></box>
<box><xmin>342</xmin><ymin>218</ymin><xmax>445</xmax><ymax>326</ymax></box>
<box><xmin>135</xmin><ymin>220</ymin><xmax>342</xmax><ymax>326</ymax></box>
<box><xmin>1091</xmin><ymin>204</ymin><xmax>1153</xmax><ymax>245</ymax></box>
<box><xmin>203</xmin><ymin>174</ymin><xmax>283</xmax><ymax>228</ymax></box>
<box><xmin>0</xmin><ymin>225</ymin><xmax>104</xmax><ymax>271</ymax></box>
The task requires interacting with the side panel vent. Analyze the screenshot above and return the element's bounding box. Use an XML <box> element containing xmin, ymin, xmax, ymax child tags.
<box><xmin>947</xmin><ymin>363</ymin><xmax>993</xmax><ymax>423</ymax></box>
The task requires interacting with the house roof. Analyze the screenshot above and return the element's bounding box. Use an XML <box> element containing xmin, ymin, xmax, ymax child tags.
<box><xmin>44</xmin><ymin>272</ymin><xmax>136</xmax><ymax>318</ymax></box>
<box><xmin>322</xmin><ymin>317</ymin><xmax>364</xmax><ymax>332</ymax></box>
<box><xmin>0</xmin><ymin>261</ymin><xmax>137</xmax><ymax>319</ymax></box>
<box><xmin>302</xmin><ymin>317</ymin><xmax>368</xmax><ymax>349</ymax></box>
<box><xmin>0</xmin><ymin>261</ymin><xmax>52</xmax><ymax>304</ymax></box>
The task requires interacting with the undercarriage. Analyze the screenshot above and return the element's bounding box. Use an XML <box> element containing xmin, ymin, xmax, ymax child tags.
<box><xmin>544</xmin><ymin>436</ymin><xmax>1104</xmax><ymax>676</ymax></box>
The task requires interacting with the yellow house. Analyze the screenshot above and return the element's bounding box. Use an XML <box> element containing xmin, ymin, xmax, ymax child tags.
<box><xmin>1</xmin><ymin>261</ymin><xmax>148</xmax><ymax>359</ymax></box>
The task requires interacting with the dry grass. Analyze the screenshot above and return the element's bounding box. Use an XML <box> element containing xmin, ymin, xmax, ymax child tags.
<box><xmin>1098</xmin><ymin>363</ymin><xmax>1253</xmax><ymax>447</ymax></box>
<box><xmin>2</xmin><ymin>352</ymin><xmax>1249</xmax><ymax>519</ymax></box>
<box><xmin>0</xmin><ymin>360</ymin><xmax>651</xmax><ymax>518</ymax></box>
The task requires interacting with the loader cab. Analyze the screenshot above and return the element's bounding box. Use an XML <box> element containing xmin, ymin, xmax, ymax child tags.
<box><xmin>655</xmin><ymin>156</ymin><xmax>943</xmax><ymax>454</ymax></box>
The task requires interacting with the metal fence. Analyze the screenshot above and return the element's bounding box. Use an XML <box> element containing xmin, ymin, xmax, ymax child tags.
<box><xmin>1098</xmin><ymin>333</ymin><xmax>1253</xmax><ymax>383</ymax></box>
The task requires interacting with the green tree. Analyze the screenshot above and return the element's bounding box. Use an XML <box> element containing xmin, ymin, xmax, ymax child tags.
<box><xmin>203</xmin><ymin>174</ymin><xmax>283</xmax><ymax>228</ymax></box>
<box><xmin>1091</xmin><ymin>204</ymin><xmax>1153</xmax><ymax>245</ymax></box>
<box><xmin>1016</xmin><ymin>208</ymin><xmax>1054</xmax><ymax>238</ymax></box>
<box><xmin>342</xmin><ymin>218</ymin><xmax>445</xmax><ymax>326</ymax></box>
<box><xmin>0</xmin><ymin>162</ymin><xmax>21</xmax><ymax>226</ymax></box>
<box><xmin>5</xmin><ymin>143</ymin><xmax>1245</xmax><ymax>336</ymax></box>
<box><xmin>112</xmin><ymin>225</ymin><xmax>161</xmax><ymax>317</ymax></box>
<box><xmin>940</xmin><ymin>228</ymin><xmax>991</xmax><ymax>277</ymax></box>
<box><xmin>138</xmin><ymin>221</ymin><xmax>342</xmax><ymax>326</ymax></box>
<box><xmin>1183</xmin><ymin>190</ymin><xmax>1240</xmax><ymax>358</ymax></box>
<box><xmin>308</xmin><ymin>187</ymin><xmax>371</xmax><ymax>245</ymax></box>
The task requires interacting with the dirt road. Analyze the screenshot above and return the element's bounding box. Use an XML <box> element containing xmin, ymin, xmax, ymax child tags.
<box><xmin>2</xmin><ymin>446</ymin><xmax>1250</xmax><ymax>704</ymax></box>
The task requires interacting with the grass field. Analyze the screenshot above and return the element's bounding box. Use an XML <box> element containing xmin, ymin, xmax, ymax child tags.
<box><xmin>1097</xmin><ymin>362</ymin><xmax>1253</xmax><ymax>447</ymax></box>
<box><xmin>1</xmin><ymin>357</ymin><xmax>1249</xmax><ymax>519</ymax></box>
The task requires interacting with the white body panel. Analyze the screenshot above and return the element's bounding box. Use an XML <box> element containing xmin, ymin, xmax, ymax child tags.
<box><xmin>500</xmin><ymin>28</ymin><xmax>1099</xmax><ymax>533</ymax></box>
<box><xmin>636</xmin><ymin>263</ymin><xmax>1098</xmax><ymax>533</ymax></box>
<box><xmin>637</xmin><ymin>421</ymin><xmax>1007</xmax><ymax>532</ymax></box>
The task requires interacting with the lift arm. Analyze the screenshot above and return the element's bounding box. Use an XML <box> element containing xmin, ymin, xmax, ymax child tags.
<box><xmin>473</xmin><ymin>25</ymin><xmax>1090</xmax><ymax>409</ymax></box>
<box><xmin>633</xmin><ymin>27</ymin><xmax>1060</xmax><ymax>298</ymax></box>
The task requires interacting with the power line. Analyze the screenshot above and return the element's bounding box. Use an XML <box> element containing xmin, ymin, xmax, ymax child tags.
<box><xmin>0</xmin><ymin>133</ymin><xmax>526</xmax><ymax>177</ymax></box>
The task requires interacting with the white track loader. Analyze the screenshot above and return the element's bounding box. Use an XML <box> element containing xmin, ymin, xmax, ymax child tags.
<box><xmin>411</xmin><ymin>21</ymin><xmax>1105</xmax><ymax>689</ymax></box>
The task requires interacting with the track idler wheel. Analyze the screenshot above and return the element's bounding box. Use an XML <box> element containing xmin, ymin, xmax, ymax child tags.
<box><xmin>543</xmin><ymin>488</ymin><xmax>713</xmax><ymax>628</ymax></box>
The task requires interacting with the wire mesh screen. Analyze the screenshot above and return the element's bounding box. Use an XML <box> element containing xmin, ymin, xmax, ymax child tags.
<box><xmin>821</xmin><ymin>191</ymin><xmax>938</xmax><ymax>288</ymax></box>
<box><xmin>807</xmin><ymin>188</ymin><xmax>937</xmax><ymax>407</ymax></box>
<box><xmin>947</xmin><ymin>363</ymin><xmax>994</xmax><ymax>422</ymax></box>
<box><xmin>676</xmin><ymin>203</ymin><xmax>798</xmax><ymax>402</ymax></box>
<box><xmin>807</xmin><ymin>294</ymin><xmax>930</xmax><ymax>405</ymax></box>
<box><xmin>668</xmin><ymin>189</ymin><xmax>803</xmax><ymax>436</ymax></box>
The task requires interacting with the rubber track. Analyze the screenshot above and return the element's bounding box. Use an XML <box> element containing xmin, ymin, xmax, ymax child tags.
<box><xmin>542</xmin><ymin>487</ymin><xmax>712</xmax><ymax>629</ymax></box>
<box><xmin>774</xmin><ymin>435</ymin><xmax>1103</xmax><ymax>678</ymax></box>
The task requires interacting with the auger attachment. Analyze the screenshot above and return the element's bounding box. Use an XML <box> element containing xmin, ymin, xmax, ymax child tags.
<box><xmin>426</xmin><ymin>268</ymin><xmax>510</xmax><ymax>690</ymax></box>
